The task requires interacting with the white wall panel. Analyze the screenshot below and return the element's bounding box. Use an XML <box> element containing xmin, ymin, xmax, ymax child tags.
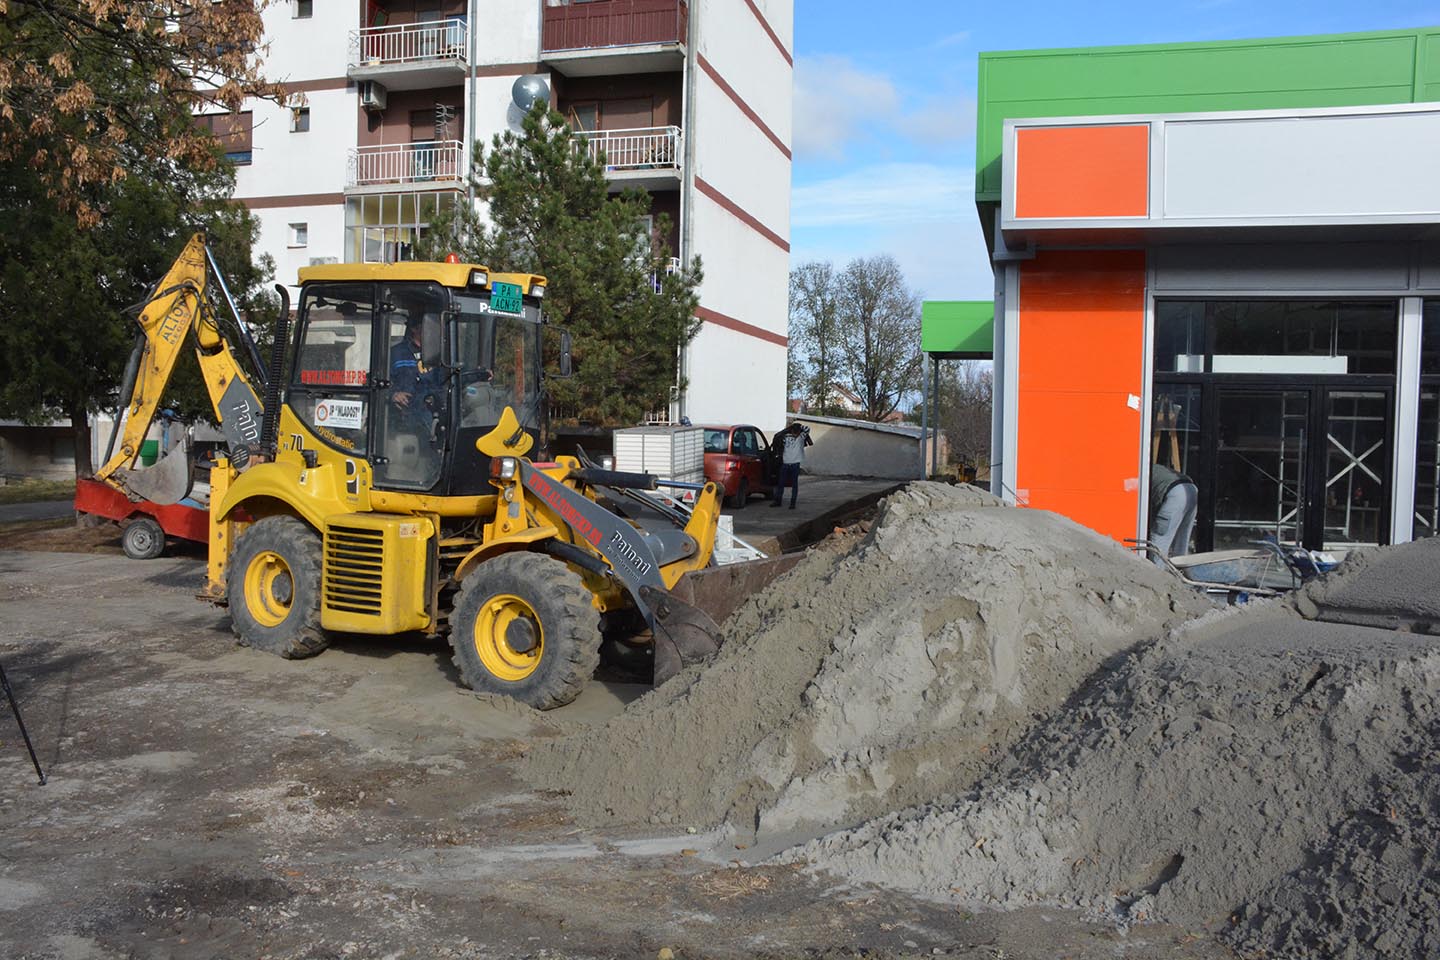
<box><xmin>694</xmin><ymin>0</ymin><xmax>793</xmax><ymax>143</ymax></box>
<box><xmin>476</xmin><ymin>0</ymin><xmax>543</xmax><ymax>64</ymax></box>
<box><xmin>250</xmin><ymin>204</ymin><xmax>347</xmax><ymax>291</ymax></box>
<box><xmin>691</xmin><ymin>80</ymin><xmax>791</xmax><ymax>238</ymax></box>
<box><xmin>684</xmin><ymin>324</ymin><xmax>788</xmax><ymax>432</ymax></box>
<box><xmin>262</xmin><ymin>2</ymin><xmax>354</xmax><ymax>79</ymax></box>
<box><xmin>689</xmin><ymin>196</ymin><xmax>788</xmax><ymax>338</ymax></box>
<box><xmin>1164</xmin><ymin>112</ymin><xmax>1440</xmax><ymax>220</ymax></box>
<box><xmin>233</xmin><ymin>89</ymin><xmax>354</xmax><ymax>199</ymax></box>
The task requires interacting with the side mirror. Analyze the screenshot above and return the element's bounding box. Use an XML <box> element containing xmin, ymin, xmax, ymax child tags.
<box><xmin>557</xmin><ymin>329</ymin><xmax>573</xmax><ymax>378</ymax></box>
<box><xmin>420</xmin><ymin>315</ymin><xmax>443</xmax><ymax>368</ymax></box>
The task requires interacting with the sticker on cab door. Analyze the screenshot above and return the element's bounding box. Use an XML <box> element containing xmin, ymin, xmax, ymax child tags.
<box><xmin>315</xmin><ymin>398</ymin><xmax>364</xmax><ymax>431</ymax></box>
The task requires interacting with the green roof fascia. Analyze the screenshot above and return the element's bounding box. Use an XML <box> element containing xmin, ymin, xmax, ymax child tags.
<box><xmin>975</xmin><ymin>26</ymin><xmax>1440</xmax><ymax>203</ymax></box>
<box><xmin>922</xmin><ymin>300</ymin><xmax>993</xmax><ymax>358</ymax></box>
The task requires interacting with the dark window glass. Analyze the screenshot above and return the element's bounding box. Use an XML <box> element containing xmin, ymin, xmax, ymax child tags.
<box><xmin>1416</xmin><ymin>388</ymin><xmax>1439</xmax><ymax>539</ymax></box>
<box><xmin>1153</xmin><ymin>302</ymin><xmax>1205</xmax><ymax>373</ymax></box>
<box><xmin>1424</xmin><ymin>301</ymin><xmax>1440</xmax><ymax>377</ymax></box>
<box><xmin>1159</xmin><ymin>300</ymin><xmax>1397</xmax><ymax>376</ymax></box>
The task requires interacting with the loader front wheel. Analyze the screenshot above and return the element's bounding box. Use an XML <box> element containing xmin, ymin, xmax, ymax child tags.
<box><xmin>227</xmin><ymin>516</ymin><xmax>328</xmax><ymax>659</ymax></box>
<box><xmin>450</xmin><ymin>552</ymin><xmax>601</xmax><ymax>710</ymax></box>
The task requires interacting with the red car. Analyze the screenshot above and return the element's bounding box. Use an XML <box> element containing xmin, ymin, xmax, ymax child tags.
<box><xmin>702</xmin><ymin>424</ymin><xmax>776</xmax><ymax>508</ymax></box>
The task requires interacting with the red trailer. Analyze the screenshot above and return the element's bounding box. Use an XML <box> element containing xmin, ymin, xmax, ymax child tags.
<box><xmin>73</xmin><ymin>477</ymin><xmax>209</xmax><ymax>560</ymax></box>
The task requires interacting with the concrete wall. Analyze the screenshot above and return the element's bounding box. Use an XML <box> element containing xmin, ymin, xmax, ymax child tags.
<box><xmin>791</xmin><ymin>415</ymin><xmax>944</xmax><ymax>480</ymax></box>
<box><xmin>0</xmin><ymin>426</ymin><xmax>75</xmax><ymax>481</ymax></box>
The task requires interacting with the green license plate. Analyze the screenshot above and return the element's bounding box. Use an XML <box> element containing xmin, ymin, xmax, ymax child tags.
<box><xmin>489</xmin><ymin>281</ymin><xmax>523</xmax><ymax>315</ymax></box>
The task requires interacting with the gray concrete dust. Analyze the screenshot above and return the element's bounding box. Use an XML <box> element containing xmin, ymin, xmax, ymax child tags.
<box><xmin>796</xmin><ymin>602</ymin><xmax>1440</xmax><ymax>959</ymax></box>
<box><xmin>523</xmin><ymin>483</ymin><xmax>1207</xmax><ymax>845</ymax></box>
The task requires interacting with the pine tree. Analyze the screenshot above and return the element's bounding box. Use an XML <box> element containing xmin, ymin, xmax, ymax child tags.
<box><xmin>422</xmin><ymin>104</ymin><xmax>703</xmax><ymax>425</ymax></box>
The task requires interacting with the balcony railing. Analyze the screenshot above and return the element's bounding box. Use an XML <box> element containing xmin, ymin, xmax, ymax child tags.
<box><xmin>541</xmin><ymin>0</ymin><xmax>687</xmax><ymax>53</ymax></box>
<box><xmin>349</xmin><ymin>21</ymin><xmax>468</xmax><ymax>68</ymax></box>
<box><xmin>348</xmin><ymin>141</ymin><xmax>464</xmax><ymax>189</ymax></box>
<box><xmin>651</xmin><ymin>256</ymin><xmax>681</xmax><ymax>291</ymax></box>
<box><xmin>582</xmin><ymin>126</ymin><xmax>682</xmax><ymax>172</ymax></box>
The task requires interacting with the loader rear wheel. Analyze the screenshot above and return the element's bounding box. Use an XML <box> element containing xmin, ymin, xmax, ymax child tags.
<box><xmin>227</xmin><ymin>516</ymin><xmax>328</xmax><ymax>660</ymax></box>
<box><xmin>122</xmin><ymin>516</ymin><xmax>166</xmax><ymax>560</ymax></box>
<box><xmin>450</xmin><ymin>552</ymin><xmax>601</xmax><ymax>710</ymax></box>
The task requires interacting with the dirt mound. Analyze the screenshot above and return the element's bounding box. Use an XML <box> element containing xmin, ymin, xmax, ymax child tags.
<box><xmin>1295</xmin><ymin>535</ymin><xmax>1440</xmax><ymax>626</ymax></box>
<box><xmin>795</xmin><ymin>603</ymin><xmax>1440</xmax><ymax>958</ymax></box>
<box><xmin>523</xmin><ymin>482</ymin><xmax>1206</xmax><ymax>842</ymax></box>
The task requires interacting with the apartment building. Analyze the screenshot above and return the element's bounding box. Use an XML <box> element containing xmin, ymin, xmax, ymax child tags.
<box><xmin>211</xmin><ymin>0</ymin><xmax>793</xmax><ymax>430</ymax></box>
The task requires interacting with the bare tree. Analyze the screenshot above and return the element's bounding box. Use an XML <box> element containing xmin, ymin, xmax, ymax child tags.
<box><xmin>836</xmin><ymin>255</ymin><xmax>922</xmax><ymax>421</ymax></box>
<box><xmin>788</xmin><ymin>260</ymin><xmax>839</xmax><ymax>415</ymax></box>
<box><xmin>935</xmin><ymin>360</ymin><xmax>993</xmax><ymax>470</ymax></box>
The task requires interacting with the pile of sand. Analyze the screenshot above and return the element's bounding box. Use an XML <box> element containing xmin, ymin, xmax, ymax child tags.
<box><xmin>795</xmin><ymin>566</ymin><xmax>1440</xmax><ymax>958</ymax></box>
<box><xmin>523</xmin><ymin>483</ymin><xmax>1207</xmax><ymax>843</ymax></box>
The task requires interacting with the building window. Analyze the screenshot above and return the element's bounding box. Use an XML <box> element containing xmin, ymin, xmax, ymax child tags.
<box><xmin>289</xmin><ymin>223</ymin><xmax>308</xmax><ymax>247</ymax></box>
<box><xmin>293</xmin><ymin>0</ymin><xmax>312</xmax><ymax>17</ymax></box>
<box><xmin>290</xmin><ymin>106</ymin><xmax>310</xmax><ymax>133</ymax></box>
<box><xmin>196</xmin><ymin>111</ymin><xmax>253</xmax><ymax>165</ymax></box>
<box><xmin>344</xmin><ymin>191</ymin><xmax>458</xmax><ymax>264</ymax></box>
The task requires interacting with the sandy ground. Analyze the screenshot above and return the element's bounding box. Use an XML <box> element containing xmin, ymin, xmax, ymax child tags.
<box><xmin>0</xmin><ymin>549</ymin><xmax>1228</xmax><ymax>960</ymax></box>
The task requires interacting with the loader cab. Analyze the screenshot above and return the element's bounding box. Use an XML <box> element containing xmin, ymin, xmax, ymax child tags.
<box><xmin>290</xmin><ymin>262</ymin><xmax>549</xmax><ymax>495</ymax></box>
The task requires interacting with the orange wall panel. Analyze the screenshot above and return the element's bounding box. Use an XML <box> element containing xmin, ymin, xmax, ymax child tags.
<box><xmin>1014</xmin><ymin>125</ymin><xmax>1149</xmax><ymax>219</ymax></box>
<box><xmin>1017</xmin><ymin>250</ymin><xmax>1146</xmax><ymax>542</ymax></box>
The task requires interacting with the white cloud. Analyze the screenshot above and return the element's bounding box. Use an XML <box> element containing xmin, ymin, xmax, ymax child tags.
<box><xmin>792</xmin><ymin>162</ymin><xmax>973</xmax><ymax>229</ymax></box>
<box><xmin>791</xmin><ymin>216</ymin><xmax>994</xmax><ymax>302</ymax></box>
<box><xmin>792</xmin><ymin>54</ymin><xmax>899</xmax><ymax>160</ymax></box>
<box><xmin>794</xmin><ymin>54</ymin><xmax>976</xmax><ymax>159</ymax></box>
<box><xmin>895</xmin><ymin>95</ymin><xmax>978</xmax><ymax>146</ymax></box>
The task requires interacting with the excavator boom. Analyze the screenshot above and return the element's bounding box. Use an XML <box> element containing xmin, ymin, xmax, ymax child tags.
<box><xmin>94</xmin><ymin>233</ymin><xmax>264</xmax><ymax>503</ymax></box>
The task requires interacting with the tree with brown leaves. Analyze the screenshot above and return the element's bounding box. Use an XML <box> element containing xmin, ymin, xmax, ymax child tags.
<box><xmin>0</xmin><ymin>0</ymin><xmax>285</xmax><ymax>226</ymax></box>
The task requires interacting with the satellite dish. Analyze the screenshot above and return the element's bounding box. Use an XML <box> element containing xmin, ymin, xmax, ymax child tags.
<box><xmin>511</xmin><ymin>75</ymin><xmax>549</xmax><ymax>113</ymax></box>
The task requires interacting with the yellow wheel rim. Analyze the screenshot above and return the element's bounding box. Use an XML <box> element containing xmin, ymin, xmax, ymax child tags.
<box><xmin>244</xmin><ymin>550</ymin><xmax>294</xmax><ymax>628</ymax></box>
<box><xmin>473</xmin><ymin>593</ymin><xmax>544</xmax><ymax>682</ymax></box>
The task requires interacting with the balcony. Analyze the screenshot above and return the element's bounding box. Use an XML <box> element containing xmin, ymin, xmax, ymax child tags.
<box><xmin>348</xmin><ymin>21</ymin><xmax>468</xmax><ymax>91</ymax></box>
<box><xmin>582</xmin><ymin>126</ymin><xmax>682</xmax><ymax>190</ymax></box>
<box><xmin>541</xmin><ymin>0</ymin><xmax>687</xmax><ymax>77</ymax></box>
<box><xmin>346</xmin><ymin>141</ymin><xmax>465</xmax><ymax>193</ymax></box>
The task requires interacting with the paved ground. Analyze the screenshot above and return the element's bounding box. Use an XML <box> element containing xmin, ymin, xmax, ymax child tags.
<box><xmin>0</xmin><ymin>549</ymin><xmax>1227</xmax><ymax>960</ymax></box>
<box><xmin>727</xmin><ymin>475</ymin><xmax>899</xmax><ymax>554</ymax></box>
<box><xmin>0</xmin><ymin>500</ymin><xmax>73</xmax><ymax>524</ymax></box>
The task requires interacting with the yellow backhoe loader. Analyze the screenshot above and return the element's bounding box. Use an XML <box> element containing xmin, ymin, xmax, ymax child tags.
<box><xmin>100</xmin><ymin>232</ymin><xmax>729</xmax><ymax>708</ymax></box>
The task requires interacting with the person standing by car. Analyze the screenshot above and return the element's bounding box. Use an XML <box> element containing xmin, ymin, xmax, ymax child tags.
<box><xmin>771</xmin><ymin>422</ymin><xmax>813</xmax><ymax>509</ymax></box>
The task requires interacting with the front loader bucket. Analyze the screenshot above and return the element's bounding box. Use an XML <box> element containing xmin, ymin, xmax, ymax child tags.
<box><xmin>644</xmin><ymin>553</ymin><xmax>804</xmax><ymax>686</ymax></box>
<box><xmin>640</xmin><ymin>585</ymin><xmax>725</xmax><ymax>687</ymax></box>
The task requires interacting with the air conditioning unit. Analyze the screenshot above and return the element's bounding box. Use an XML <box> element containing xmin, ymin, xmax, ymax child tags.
<box><xmin>359</xmin><ymin>80</ymin><xmax>387</xmax><ymax>112</ymax></box>
<box><xmin>309</xmin><ymin>257</ymin><xmax>339</xmax><ymax>266</ymax></box>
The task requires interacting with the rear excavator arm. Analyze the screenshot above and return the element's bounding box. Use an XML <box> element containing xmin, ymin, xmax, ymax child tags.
<box><xmin>95</xmin><ymin>232</ymin><xmax>267</xmax><ymax>503</ymax></box>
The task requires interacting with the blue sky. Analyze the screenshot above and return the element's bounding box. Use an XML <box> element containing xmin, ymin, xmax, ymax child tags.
<box><xmin>789</xmin><ymin>0</ymin><xmax>1440</xmax><ymax>301</ymax></box>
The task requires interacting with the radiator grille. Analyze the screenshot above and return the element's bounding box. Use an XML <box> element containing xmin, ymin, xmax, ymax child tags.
<box><xmin>324</xmin><ymin>524</ymin><xmax>385</xmax><ymax>616</ymax></box>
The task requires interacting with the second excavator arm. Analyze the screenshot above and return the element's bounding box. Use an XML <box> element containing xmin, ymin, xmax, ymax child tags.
<box><xmin>94</xmin><ymin>232</ymin><xmax>268</xmax><ymax>504</ymax></box>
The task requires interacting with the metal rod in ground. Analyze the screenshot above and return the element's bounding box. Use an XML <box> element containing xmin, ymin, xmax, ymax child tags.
<box><xmin>0</xmin><ymin>659</ymin><xmax>46</xmax><ymax>786</ymax></box>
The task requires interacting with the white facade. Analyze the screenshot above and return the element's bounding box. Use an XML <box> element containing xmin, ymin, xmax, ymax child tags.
<box><xmin>230</xmin><ymin>0</ymin><xmax>792</xmax><ymax>433</ymax></box>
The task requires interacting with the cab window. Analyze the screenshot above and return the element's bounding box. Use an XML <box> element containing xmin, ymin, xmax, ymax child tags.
<box><xmin>291</xmin><ymin>283</ymin><xmax>374</xmax><ymax>455</ymax></box>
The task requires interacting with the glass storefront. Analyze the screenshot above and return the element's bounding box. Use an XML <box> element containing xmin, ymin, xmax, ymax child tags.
<box><xmin>1152</xmin><ymin>300</ymin><xmax>1398</xmax><ymax>552</ymax></box>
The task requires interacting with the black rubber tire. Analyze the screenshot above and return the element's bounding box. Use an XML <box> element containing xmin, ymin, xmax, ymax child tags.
<box><xmin>226</xmin><ymin>516</ymin><xmax>329</xmax><ymax>659</ymax></box>
<box><xmin>727</xmin><ymin>478</ymin><xmax>749</xmax><ymax>510</ymax></box>
<box><xmin>450</xmin><ymin>551</ymin><xmax>602</xmax><ymax>710</ymax></box>
<box><xmin>121</xmin><ymin>516</ymin><xmax>166</xmax><ymax>560</ymax></box>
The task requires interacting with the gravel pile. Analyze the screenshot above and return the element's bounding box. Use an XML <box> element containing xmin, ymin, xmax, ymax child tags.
<box><xmin>796</xmin><ymin>594</ymin><xmax>1440</xmax><ymax>958</ymax></box>
<box><xmin>523</xmin><ymin>483</ymin><xmax>1206</xmax><ymax>843</ymax></box>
